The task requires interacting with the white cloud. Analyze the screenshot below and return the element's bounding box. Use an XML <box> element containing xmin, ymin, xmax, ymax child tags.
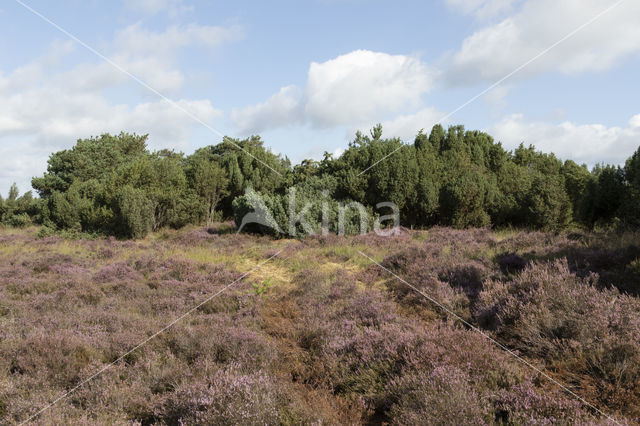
<box><xmin>0</xmin><ymin>76</ymin><xmax>222</xmax><ymax>192</ymax></box>
<box><xmin>374</xmin><ymin>107</ymin><xmax>444</xmax><ymax>142</ymax></box>
<box><xmin>32</xmin><ymin>23</ymin><xmax>243</xmax><ymax>95</ymax></box>
<box><xmin>447</xmin><ymin>0</ymin><xmax>640</xmax><ymax>85</ymax></box>
<box><xmin>107</xmin><ymin>22</ymin><xmax>243</xmax><ymax>93</ymax></box>
<box><xmin>231</xmin><ymin>86</ymin><xmax>302</xmax><ymax>134</ymax></box>
<box><xmin>232</xmin><ymin>50</ymin><xmax>433</xmax><ymax>134</ymax></box>
<box><xmin>32</xmin><ymin>96</ymin><xmax>222</xmax><ymax>146</ymax></box>
<box><xmin>490</xmin><ymin>113</ymin><xmax>640</xmax><ymax>165</ymax></box>
<box><xmin>1</xmin><ymin>41</ymin><xmax>75</xmax><ymax>95</ymax></box>
<box><xmin>304</xmin><ymin>50</ymin><xmax>433</xmax><ymax>126</ymax></box>
<box><xmin>0</xmin><ymin>20</ymin><xmax>237</xmax><ymax>194</ymax></box>
<box><xmin>114</xmin><ymin>22</ymin><xmax>242</xmax><ymax>57</ymax></box>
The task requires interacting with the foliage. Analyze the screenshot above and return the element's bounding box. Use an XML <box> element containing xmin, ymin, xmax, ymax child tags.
<box><xmin>28</xmin><ymin>134</ymin><xmax>231</xmax><ymax>238</ymax></box>
<box><xmin>475</xmin><ymin>260</ymin><xmax>640</xmax><ymax>414</ymax></box>
<box><xmin>6</xmin><ymin>125</ymin><xmax>640</xmax><ymax>237</ymax></box>
<box><xmin>232</xmin><ymin>179</ymin><xmax>375</xmax><ymax>237</ymax></box>
<box><xmin>0</xmin><ymin>183</ymin><xmax>41</xmax><ymax>228</ymax></box>
<box><xmin>622</xmin><ymin>146</ymin><xmax>640</xmax><ymax>226</ymax></box>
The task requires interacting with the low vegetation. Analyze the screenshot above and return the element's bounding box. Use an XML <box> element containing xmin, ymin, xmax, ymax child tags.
<box><xmin>1</xmin><ymin>125</ymin><xmax>638</xmax><ymax>423</ymax></box>
<box><xmin>1</xmin><ymin>225</ymin><xmax>638</xmax><ymax>424</ymax></box>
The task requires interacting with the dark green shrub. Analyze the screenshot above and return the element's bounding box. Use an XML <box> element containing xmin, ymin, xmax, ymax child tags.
<box><xmin>115</xmin><ymin>186</ymin><xmax>155</xmax><ymax>238</ymax></box>
<box><xmin>6</xmin><ymin>213</ymin><xmax>31</xmax><ymax>228</ymax></box>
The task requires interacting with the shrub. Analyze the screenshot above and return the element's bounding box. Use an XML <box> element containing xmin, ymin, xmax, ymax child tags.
<box><xmin>490</xmin><ymin>381</ymin><xmax>596</xmax><ymax>425</ymax></box>
<box><xmin>5</xmin><ymin>213</ymin><xmax>31</xmax><ymax>228</ymax></box>
<box><xmin>497</xmin><ymin>252</ymin><xmax>528</xmax><ymax>274</ymax></box>
<box><xmin>282</xmin><ymin>267</ymin><xmax>604</xmax><ymax>423</ymax></box>
<box><xmin>157</xmin><ymin>365</ymin><xmax>282</xmax><ymax>425</ymax></box>
<box><xmin>93</xmin><ymin>262</ymin><xmax>142</xmax><ymax>283</ymax></box>
<box><xmin>233</xmin><ymin>186</ymin><xmax>376</xmax><ymax>237</ymax></box>
<box><xmin>380</xmin><ymin>242</ymin><xmax>491</xmax><ymax>319</ymax></box>
<box><xmin>0</xmin><ymin>227</ymin><xmax>636</xmax><ymax>424</ymax></box>
<box><xmin>475</xmin><ymin>259</ymin><xmax>640</xmax><ymax>415</ymax></box>
<box><xmin>524</xmin><ymin>174</ymin><xmax>573</xmax><ymax>229</ymax></box>
<box><xmin>114</xmin><ymin>185</ymin><xmax>155</xmax><ymax>238</ymax></box>
<box><xmin>4</xmin><ymin>331</ymin><xmax>97</xmax><ymax>388</ymax></box>
<box><xmin>386</xmin><ymin>366</ymin><xmax>491</xmax><ymax>425</ymax></box>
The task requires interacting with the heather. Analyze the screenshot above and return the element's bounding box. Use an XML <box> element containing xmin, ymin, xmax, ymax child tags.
<box><xmin>475</xmin><ymin>260</ymin><xmax>640</xmax><ymax>415</ymax></box>
<box><xmin>0</xmin><ymin>226</ymin><xmax>638</xmax><ymax>424</ymax></box>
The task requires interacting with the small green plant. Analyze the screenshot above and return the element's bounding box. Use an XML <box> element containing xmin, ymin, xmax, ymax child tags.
<box><xmin>37</xmin><ymin>225</ymin><xmax>57</xmax><ymax>238</ymax></box>
<box><xmin>252</xmin><ymin>277</ymin><xmax>274</xmax><ymax>296</ymax></box>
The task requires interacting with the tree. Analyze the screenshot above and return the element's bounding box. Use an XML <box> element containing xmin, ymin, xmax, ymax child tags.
<box><xmin>107</xmin><ymin>152</ymin><xmax>191</xmax><ymax>231</ymax></box>
<box><xmin>441</xmin><ymin>125</ymin><xmax>465</xmax><ymax>152</ymax></box>
<box><xmin>115</xmin><ymin>185</ymin><xmax>155</xmax><ymax>238</ymax></box>
<box><xmin>582</xmin><ymin>164</ymin><xmax>625</xmax><ymax>227</ymax></box>
<box><xmin>192</xmin><ymin>136</ymin><xmax>291</xmax><ymax>216</ymax></box>
<box><xmin>48</xmin><ymin>190</ymin><xmax>81</xmax><ymax>232</ymax></box>
<box><xmin>292</xmin><ymin>159</ymin><xmax>321</xmax><ymax>184</ymax></box>
<box><xmin>8</xmin><ymin>183</ymin><xmax>19</xmax><ymax>201</ymax></box>
<box><xmin>331</xmin><ymin>126</ymin><xmax>421</xmax><ymax>223</ymax></box>
<box><xmin>622</xmin><ymin>146</ymin><xmax>640</xmax><ymax>225</ymax></box>
<box><xmin>25</xmin><ymin>129</ymin><xmax>640</xmax><ymax>237</ymax></box>
<box><xmin>1</xmin><ymin>184</ymin><xmax>41</xmax><ymax>228</ymax></box>
<box><xmin>438</xmin><ymin>149</ymin><xmax>492</xmax><ymax>228</ymax></box>
<box><xmin>491</xmin><ymin>161</ymin><xmax>531</xmax><ymax>226</ymax></box>
<box><xmin>463</xmin><ymin>130</ymin><xmax>496</xmax><ymax>169</ymax></box>
<box><xmin>524</xmin><ymin>174</ymin><xmax>572</xmax><ymax>229</ymax></box>
<box><xmin>414</xmin><ymin>130</ymin><xmax>429</xmax><ymax>151</ymax></box>
<box><xmin>428</xmin><ymin>124</ymin><xmax>445</xmax><ymax>152</ymax></box>
<box><xmin>187</xmin><ymin>157</ymin><xmax>229</xmax><ymax>225</ymax></box>
<box><xmin>413</xmin><ymin>132</ymin><xmax>440</xmax><ymax>224</ymax></box>
<box><xmin>370</xmin><ymin>123</ymin><xmax>383</xmax><ymax>141</ymax></box>
<box><xmin>561</xmin><ymin>160</ymin><xmax>593</xmax><ymax>223</ymax></box>
<box><xmin>32</xmin><ymin>133</ymin><xmax>148</xmax><ymax>197</ymax></box>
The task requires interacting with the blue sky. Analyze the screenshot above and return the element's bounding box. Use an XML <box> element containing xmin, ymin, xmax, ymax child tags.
<box><xmin>1</xmin><ymin>0</ymin><xmax>640</xmax><ymax>195</ymax></box>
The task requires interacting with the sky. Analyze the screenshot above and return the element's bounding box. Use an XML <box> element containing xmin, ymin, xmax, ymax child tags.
<box><xmin>1</xmin><ymin>0</ymin><xmax>640</xmax><ymax>196</ymax></box>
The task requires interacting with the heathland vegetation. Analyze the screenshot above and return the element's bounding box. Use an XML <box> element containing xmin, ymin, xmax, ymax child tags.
<box><xmin>1</xmin><ymin>127</ymin><xmax>640</xmax><ymax>424</ymax></box>
<box><xmin>0</xmin><ymin>226</ymin><xmax>638</xmax><ymax>423</ymax></box>
<box><xmin>2</xmin><ymin>124</ymin><xmax>640</xmax><ymax>237</ymax></box>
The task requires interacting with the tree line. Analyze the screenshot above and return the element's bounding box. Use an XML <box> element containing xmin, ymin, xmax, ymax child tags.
<box><xmin>1</xmin><ymin>124</ymin><xmax>638</xmax><ymax>238</ymax></box>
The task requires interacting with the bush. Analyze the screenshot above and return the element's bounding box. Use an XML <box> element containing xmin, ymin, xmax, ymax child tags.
<box><xmin>115</xmin><ymin>186</ymin><xmax>155</xmax><ymax>238</ymax></box>
<box><xmin>233</xmin><ymin>187</ymin><xmax>375</xmax><ymax>237</ymax></box>
<box><xmin>386</xmin><ymin>366</ymin><xmax>491</xmax><ymax>425</ymax></box>
<box><xmin>157</xmin><ymin>365</ymin><xmax>283</xmax><ymax>425</ymax></box>
<box><xmin>489</xmin><ymin>381</ymin><xmax>595</xmax><ymax>425</ymax></box>
<box><xmin>524</xmin><ymin>174</ymin><xmax>573</xmax><ymax>229</ymax></box>
<box><xmin>475</xmin><ymin>260</ymin><xmax>640</xmax><ymax>415</ymax></box>
<box><xmin>497</xmin><ymin>252</ymin><xmax>528</xmax><ymax>274</ymax></box>
<box><xmin>6</xmin><ymin>213</ymin><xmax>31</xmax><ymax>228</ymax></box>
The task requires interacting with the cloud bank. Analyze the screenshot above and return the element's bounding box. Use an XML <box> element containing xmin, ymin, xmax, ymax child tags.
<box><xmin>446</xmin><ymin>0</ymin><xmax>640</xmax><ymax>85</ymax></box>
<box><xmin>0</xmin><ymin>21</ymin><xmax>237</xmax><ymax>194</ymax></box>
<box><xmin>232</xmin><ymin>50</ymin><xmax>434</xmax><ymax>134</ymax></box>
